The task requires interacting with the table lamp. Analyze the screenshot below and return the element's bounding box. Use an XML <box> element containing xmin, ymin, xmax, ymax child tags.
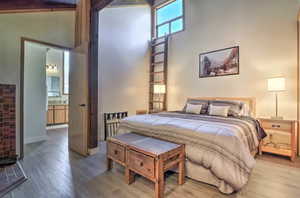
<box><xmin>267</xmin><ymin>77</ymin><xmax>286</xmax><ymax>120</ymax></box>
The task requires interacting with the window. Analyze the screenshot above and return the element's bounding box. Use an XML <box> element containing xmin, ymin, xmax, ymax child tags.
<box><xmin>155</xmin><ymin>0</ymin><xmax>184</xmax><ymax>38</ymax></box>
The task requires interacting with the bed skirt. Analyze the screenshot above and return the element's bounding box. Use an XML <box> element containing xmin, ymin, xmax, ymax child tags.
<box><xmin>184</xmin><ymin>159</ymin><xmax>235</xmax><ymax>194</ymax></box>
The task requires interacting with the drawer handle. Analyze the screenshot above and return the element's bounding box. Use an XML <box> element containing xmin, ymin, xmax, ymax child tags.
<box><xmin>140</xmin><ymin>162</ymin><xmax>144</xmax><ymax>167</ymax></box>
<box><xmin>114</xmin><ymin>150</ymin><xmax>118</xmax><ymax>155</ymax></box>
<box><xmin>271</xmin><ymin>124</ymin><xmax>281</xmax><ymax>128</ymax></box>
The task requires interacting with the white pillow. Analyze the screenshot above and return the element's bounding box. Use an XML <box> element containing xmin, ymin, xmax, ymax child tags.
<box><xmin>185</xmin><ymin>103</ymin><xmax>202</xmax><ymax>114</ymax></box>
<box><xmin>209</xmin><ymin>105</ymin><xmax>230</xmax><ymax>117</ymax></box>
<box><xmin>239</xmin><ymin>103</ymin><xmax>251</xmax><ymax>116</ymax></box>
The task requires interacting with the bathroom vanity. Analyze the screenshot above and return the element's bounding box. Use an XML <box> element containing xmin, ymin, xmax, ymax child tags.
<box><xmin>47</xmin><ymin>104</ymin><xmax>68</xmax><ymax>125</ymax></box>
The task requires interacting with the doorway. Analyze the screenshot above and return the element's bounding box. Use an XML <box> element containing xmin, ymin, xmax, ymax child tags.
<box><xmin>46</xmin><ymin>48</ymin><xmax>70</xmax><ymax>129</ymax></box>
<box><xmin>20</xmin><ymin>38</ymin><xmax>71</xmax><ymax>158</ymax></box>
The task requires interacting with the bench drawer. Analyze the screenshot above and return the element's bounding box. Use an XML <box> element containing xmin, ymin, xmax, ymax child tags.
<box><xmin>127</xmin><ymin>149</ymin><xmax>155</xmax><ymax>179</ymax></box>
<box><xmin>107</xmin><ymin>141</ymin><xmax>125</xmax><ymax>164</ymax></box>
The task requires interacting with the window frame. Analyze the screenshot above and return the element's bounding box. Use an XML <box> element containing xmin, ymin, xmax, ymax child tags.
<box><xmin>154</xmin><ymin>0</ymin><xmax>185</xmax><ymax>38</ymax></box>
<box><xmin>62</xmin><ymin>50</ymin><xmax>69</xmax><ymax>95</ymax></box>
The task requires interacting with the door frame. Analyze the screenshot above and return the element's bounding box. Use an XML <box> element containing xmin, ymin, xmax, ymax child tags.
<box><xmin>20</xmin><ymin>37</ymin><xmax>71</xmax><ymax>159</ymax></box>
<box><xmin>297</xmin><ymin>9</ymin><xmax>300</xmax><ymax>156</ymax></box>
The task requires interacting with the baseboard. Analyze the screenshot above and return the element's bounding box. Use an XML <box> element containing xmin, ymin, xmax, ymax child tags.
<box><xmin>25</xmin><ymin>135</ymin><xmax>48</xmax><ymax>144</ymax></box>
<box><xmin>88</xmin><ymin>147</ymin><xmax>99</xmax><ymax>155</ymax></box>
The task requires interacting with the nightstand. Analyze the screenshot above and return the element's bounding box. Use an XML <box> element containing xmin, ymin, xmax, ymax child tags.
<box><xmin>258</xmin><ymin>118</ymin><xmax>298</xmax><ymax>161</ymax></box>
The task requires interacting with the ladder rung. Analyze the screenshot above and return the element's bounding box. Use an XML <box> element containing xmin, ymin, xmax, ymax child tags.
<box><xmin>152</xmin><ymin>41</ymin><xmax>165</xmax><ymax>47</ymax></box>
<box><xmin>152</xmin><ymin>36</ymin><xmax>168</xmax><ymax>42</ymax></box>
<box><xmin>150</xmin><ymin>101</ymin><xmax>164</xmax><ymax>103</ymax></box>
<box><xmin>151</xmin><ymin>61</ymin><xmax>164</xmax><ymax>66</ymax></box>
<box><xmin>150</xmin><ymin>71</ymin><xmax>164</xmax><ymax>74</ymax></box>
<box><xmin>150</xmin><ymin>81</ymin><xmax>165</xmax><ymax>84</ymax></box>
<box><xmin>152</xmin><ymin>51</ymin><xmax>164</xmax><ymax>56</ymax></box>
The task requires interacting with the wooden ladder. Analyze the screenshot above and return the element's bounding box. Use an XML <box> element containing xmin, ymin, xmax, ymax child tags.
<box><xmin>149</xmin><ymin>36</ymin><xmax>169</xmax><ymax>113</ymax></box>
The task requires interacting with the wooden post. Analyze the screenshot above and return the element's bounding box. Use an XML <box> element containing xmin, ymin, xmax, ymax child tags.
<box><xmin>258</xmin><ymin>141</ymin><xmax>263</xmax><ymax>155</ymax></box>
<box><xmin>107</xmin><ymin>158</ymin><xmax>113</xmax><ymax>170</ymax></box>
<box><xmin>75</xmin><ymin>0</ymin><xmax>91</xmax><ymax>49</ymax></box>
<box><xmin>155</xmin><ymin>157</ymin><xmax>164</xmax><ymax>198</ymax></box>
<box><xmin>291</xmin><ymin>121</ymin><xmax>297</xmax><ymax>161</ymax></box>
<box><xmin>106</xmin><ymin>141</ymin><xmax>113</xmax><ymax>170</ymax></box>
<box><xmin>125</xmin><ymin>168</ymin><xmax>135</xmax><ymax>184</ymax></box>
<box><xmin>74</xmin><ymin>0</ymin><xmax>100</xmax><ymax>150</ymax></box>
<box><xmin>178</xmin><ymin>146</ymin><xmax>185</xmax><ymax>185</ymax></box>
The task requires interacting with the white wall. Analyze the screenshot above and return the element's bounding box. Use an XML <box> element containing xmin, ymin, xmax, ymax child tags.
<box><xmin>0</xmin><ymin>11</ymin><xmax>75</xmax><ymax>154</ymax></box>
<box><xmin>24</xmin><ymin>42</ymin><xmax>48</xmax><ymax>144</ymax></box>
<box><xmin>162</xmin><ymin>0</ymin><xmax>300</xmax><ymax>120</ymax></box>
<box><xmin>98</xmin><ymin>5</ymin><xmax>151</xmax><ymax>140</ymax></box>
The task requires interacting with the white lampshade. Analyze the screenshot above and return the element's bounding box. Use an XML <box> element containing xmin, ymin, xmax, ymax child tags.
<box><xmin>267</xmin><ymin>77</ymin><xmax>286</xmax><ymax>92</ymax></box>
<box><xmin>154</xmin><ymin>84</ymin><xmax>166</xmax><ymax>94</ymax></box>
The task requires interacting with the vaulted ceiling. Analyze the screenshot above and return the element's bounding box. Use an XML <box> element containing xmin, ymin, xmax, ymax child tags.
<box><xmin>0</xmin><ymin>0</ymin><xmax>76</xmax><ymax>13</ymax></box>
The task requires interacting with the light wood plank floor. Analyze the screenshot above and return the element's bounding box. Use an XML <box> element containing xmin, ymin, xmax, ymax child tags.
<box><xmin>4</xmin><ymin>128</ymin><xmax>300</xmax><ymax>198</ymax></box>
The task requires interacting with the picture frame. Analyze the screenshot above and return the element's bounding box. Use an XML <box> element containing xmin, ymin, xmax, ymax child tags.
<box><xmin>199</xmin><ymin>46</ymin><xmax>239</xmax><ymax>78</ymax></box>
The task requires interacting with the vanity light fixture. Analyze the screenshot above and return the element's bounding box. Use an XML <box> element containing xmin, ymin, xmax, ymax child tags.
<box><xmin>46</xmin><ymin>64</ymin><xmax>58</xmax><ymax>73</ymax></box>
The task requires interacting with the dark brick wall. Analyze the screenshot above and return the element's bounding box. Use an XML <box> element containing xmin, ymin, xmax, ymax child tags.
<box><xmin>0</xmin><ymin>84</ymin><xmax>16</xmax><ymax>158</ymax></box>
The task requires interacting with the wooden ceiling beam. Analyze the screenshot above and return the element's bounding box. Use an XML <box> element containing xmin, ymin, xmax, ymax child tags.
<box><xmin>0</xmin><ymin>0</ymin><xmax>76</xmax><ymax>14</ymax></box>
<box><xmin>145</xmin><ymin>0</ymin><xmax>154</xmax><ymax>6</ymax></box>
<box><xmin>91</xmin><ymin>0</ymin><xmax>114</xmax><ymax>10</ymax></box>
<box><xmin>43</xmin><ymin>0</ymin><xmax>77</xmax><ymax>4</ymax></box>
<box><xmin>92</xmin><ymin>0</ymin><xmax>153</xmax><ymax>10</ymax></box>
<box><xmin>0</xmin><ymin>7</ymin><xmax>75</xmax><ymax>14</ymax></box>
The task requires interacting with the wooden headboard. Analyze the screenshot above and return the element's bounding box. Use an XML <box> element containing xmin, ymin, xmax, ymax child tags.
<box><xmin>188</xmin><ymin>97</ymin><xmax>256</xmax><ymax>117</ymax></box>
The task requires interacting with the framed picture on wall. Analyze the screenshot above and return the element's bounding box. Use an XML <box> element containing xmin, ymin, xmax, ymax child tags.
<box><xmin>199</xmin><ymin>46</ymin><xmax>239</xmax><ymax>78</ymax></box>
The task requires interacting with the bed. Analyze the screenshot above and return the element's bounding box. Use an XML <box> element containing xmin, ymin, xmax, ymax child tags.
<box><xmin>117</xmin><ymin>97</ymin><xmax>266</xmax><ymax>194</ymax></box>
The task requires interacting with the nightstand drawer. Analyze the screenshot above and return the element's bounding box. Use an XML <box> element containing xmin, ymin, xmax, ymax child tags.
<box><xmin>107</xmin><ymin>141</ymin><xmax>125</xmax><ymax>164</ymax></box>
<box><xmin>261</xmin><ymin>121</ymin><xmax>291</xmax><ymax>132</ymax></box>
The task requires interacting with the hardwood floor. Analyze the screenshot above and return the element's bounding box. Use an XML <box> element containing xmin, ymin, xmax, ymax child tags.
<box><xmin>4</xmin><ymin>128</ymin><xmax>300</xmax><ymax>198</ymax></box>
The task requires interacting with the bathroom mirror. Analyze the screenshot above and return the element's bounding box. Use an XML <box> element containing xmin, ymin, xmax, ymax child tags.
<box><xmin>47</xmin><ymin>76</ymin><xmax>60</xmax><ymax>97</ymax></box>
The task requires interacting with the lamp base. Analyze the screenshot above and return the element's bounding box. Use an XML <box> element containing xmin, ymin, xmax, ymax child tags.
<box><xmin>270</xmin><ymin>116</ymin><xmax>284</xmax><ymax>120</ymax></box>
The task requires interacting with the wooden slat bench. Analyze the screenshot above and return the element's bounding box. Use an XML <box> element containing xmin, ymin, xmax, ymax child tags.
<box><xmin>107</xmin><ymin>133</ymin><xmax>185</xmax><ymax>198</ymax></box>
